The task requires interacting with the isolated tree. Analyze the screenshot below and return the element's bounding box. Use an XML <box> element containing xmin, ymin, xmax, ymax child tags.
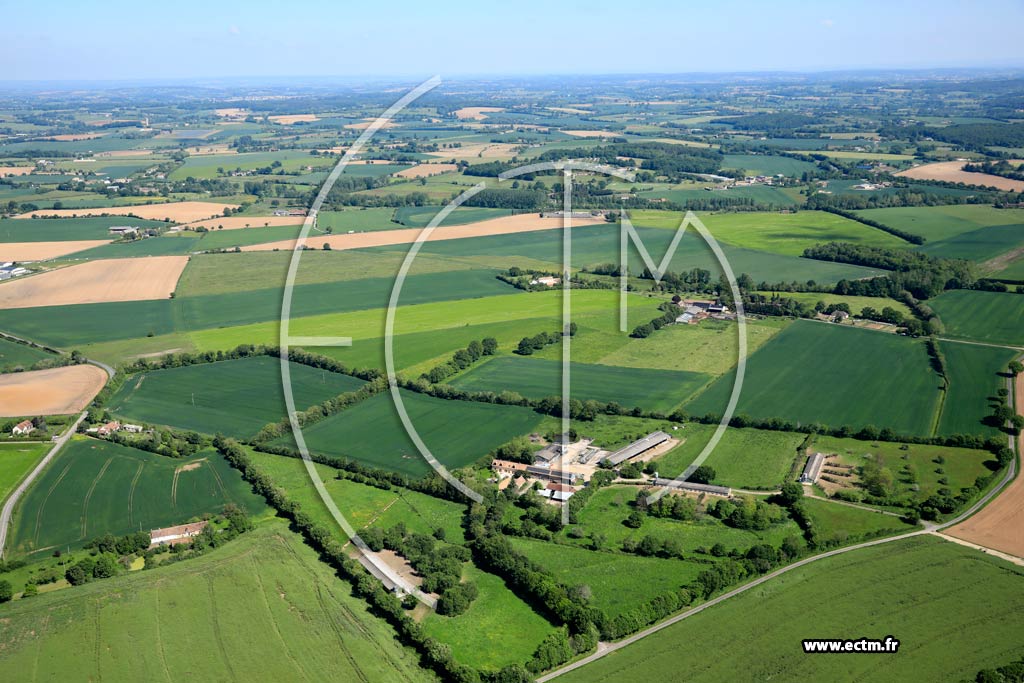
<box><xmin>1010</xmin><ymin>360</ymin><xmax>1023</xmax><ymax>376</ymax></box>
<box><xmin>690</xmin><ymin>465</ymin><xmax>717</xmax><ymax>485</ymax></box>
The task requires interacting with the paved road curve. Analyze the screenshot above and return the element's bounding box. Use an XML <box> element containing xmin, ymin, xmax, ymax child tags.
<box><xmin>0</xmin><ymin>410</ymin><xmax>87</xmax><ymax>558</ymax></box>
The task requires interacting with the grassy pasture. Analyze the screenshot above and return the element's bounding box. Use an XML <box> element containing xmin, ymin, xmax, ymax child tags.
<box><xmin>0</xmin><ymin>216</ymin><xmax>165</xmax><ymax>242</ymax></box>
<box><xmin>450</xmin><ymin>356</ymin><xmax>709</xmax><ymax>412</ymax></box>
<box><xmin>63</xmin><ymin>234</ymin><xmax>202</xmax><ymax>259</ymax></box>
<box><xmin>751</xmin><ymin>290</ymin><xmax>913</xmax><ymax>318</ymax></box>
<box><xmin>641</xmin><ymin>184</ymin><xmax>799</xmax><ymax>207</ymax></box>
<box><xmin>929</xmin><ymin>290</ymin><xmax>1024</xmax><ymax>347</ymax></box>
<box><xmin>534</xmin><ymin>316</ymin><xmax>787</xmax><ymax>377</ymax></box>
<box><xmin>274</xmin><ymin>390</ymin><xmax>544</xmax><ymax>477</ymax></box>
<box><xmin>558</xmin><ymin>537</ymin><xmax>1024</xmax><ymax>683</ymax></box>
<box><xmin>0</xmin><ymin>442</ymin><xmax>48</xmax><ymax>504</ymax></box>
<box><xmin>509</xmin><ymin>537</ymin><xmax>707</xmax><ymax>619</ymax></box>
<box><xmin>422</xmin><ymin>564</ymin><xmax>558</xmax><ymax>672</ymax></box>
<box><xmin>651</xmin><ymin>423</ymin><xmax>805</xmax><ymax>490</ymax></box>
<box><xmin>0</xmin><ymin>521</ymin><xmax>434</xmax><ymax>683</ymax></box>
<box><xmin>686</xmin><ymin>321</ymin><xmax>942</xmax><ymax>436</ymax></box>
<box><xmin>109</xmin><ymin>356</ymin><xmax>365</xmax><ymax>439</ymax></box>
<box><xmin>8</xmin><ymin>439</ymin><xmax>267</xmax><ymax>556</ymax></box>
<box><xmin>799</xmin><ymin>497</ymin><xmax>916</xmax><ymax>543</ymax></box>
<box><xmin>245</xmin><ymin>448</ymin><xmax>467</xmax><ymax>542</ymax></box>
<box><xmin>937</xmin><ymin>341</ymin><xmax>1017</xmax><ymax>437</ymax></box>
<box><xmin>564</xmin><ymin>485</ymin><xmax>802</xmax><ymax>554</ymax></box>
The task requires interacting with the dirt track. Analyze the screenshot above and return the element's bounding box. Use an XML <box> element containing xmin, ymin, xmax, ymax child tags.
<box><xmin>0</xmin><ymin>365</ymin><xmax>107</xmax><ymax>415</ymax></box>
<box><xmin>0</xmin><ymin>240</ymin><xmax>110</xmax><ymax>261</ymax></box>
<box><xmin>241</xmin><ymin>213</ymin><xmax>606</xmax><ymax>252</ymax></box>
<box><xmin>15</xmin><ymin>201</ymin><xmax>240</xmax><ymax>223</ymax></box>
<box><xmin>946</xmin><ymin>371</ymin><xmax>1024</xmax><ymax>557</ymax></box>
<box><xmin>0</xmin><ymin>255</ymin><xmax>188</xmax><ymax>308</ymax></box>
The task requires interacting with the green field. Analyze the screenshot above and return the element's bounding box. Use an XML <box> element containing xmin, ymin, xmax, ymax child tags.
<box><xmin>562</xmin><ymin>485</ymin><xmax>802</xmax><ymax>554</ymax></box>
<box><xmin>855</xmin><ymin>205</ymin><xmax>1024</xmax><ymax>243</ymax></box>
<box><xmin>558</xmin><ymin>537</ymin><xmax>1024</xmax><ymax>683</ymax></box>
<box><xmin>686</xmin><ymin>321</ymin><xmax>942</xmax><ymax>436</ymax></box>
<box><xmin>0</xmin><ymin>521</ymin><xmax>434</xmax><ymax>683</ymax></box>
<box><xmin>509</xmin><ymin>537</ymin><xmax>707</xmax><ymax>618</ymax></box>
<box><xmin>245</xmin><ymin>448</ymin><xmax>467</xmax><ymax>542</ymax></box>
<box><xmin>394</xmin><ymin>206</ymin><xmax>513</xmax><ymax>228</ymax></box>
<box><xmin>7</xmin><ymin>439</ymin><xmax>268</xmax><ymax>556</ymax></box>
<box><xmin>532</xmin><ymin>317</ymin><xmax>787</xmax><ymax>377</ymax></box>
<box><xmin>422</xmin><ymin>563</ymin><xmax>558</xmax><ymax>672</ymax></box>
<box><xmin>720</xmin><ymin>154</ymin><xmax>818</xmax><ymax>177</ymax></box>
<box><xmin>0</xmin><ymin>336</ymin><xmax>54</xmax><ymax>369</ymax></box>
<box><xmin>652</xmin><ymin>423</ymin><xmax>805</xmax><ymax>489</ymax></box>
<box><xmin>274</xmin><ymin>390</ymin><xmax>545</xmax><ymax>476</ymax></box>
<box><xmin>451</xmin><ymin>356</ymin><xmax>709</xmax><ymax>412</ymax></box>
<box><xmin>109</xmin><ymin>356</ymin><xmax>366</xmax><ymax>439</ymax></box>
<box><xmin>0</xmin><ymin>442</ymin><xmax>48</xmax><ymax>504</ymax></box>
<box><xmin>930</xmin><ymin>290</ymin><xmax>1024</xmax><ymax>347</ymax></box>
<box><xmin>799</xmin><ymin>497</ymin><xmax>916</xmax><ymax>543</ymax></box>
<box><xmin>196</xmin><ymin>224</ymin><xmax>302</xmax><ymax>249</ymax></box>
<box><xmin>938</xmin><ymin>340</ymin><xmax>1017</xmax><ymax>436</ymax></box>
<box><xmin>0</xmin><ymin>216</ymin><xmax>166</xmax><ymax>242</ymax></box>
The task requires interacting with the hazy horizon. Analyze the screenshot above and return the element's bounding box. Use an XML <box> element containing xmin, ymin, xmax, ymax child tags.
<box><xmin>6</xmin><ymin>0</ymin><xmax>1024</xmax><ymax>82</ymax></box>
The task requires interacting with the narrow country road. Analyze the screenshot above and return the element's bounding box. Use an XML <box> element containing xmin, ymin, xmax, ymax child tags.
<box><xmin>0</xmin><ymin>410</ymin><xmax>87</xmax><ymax>558</ymax></box>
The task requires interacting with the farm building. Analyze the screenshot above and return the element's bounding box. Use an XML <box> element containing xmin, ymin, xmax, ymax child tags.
<box><xmin>121</xmin><ymin>423</ymin><xmax>144</xmax><ymax>433</ymax></box>
<box><xmin>96</xmin><ymin>421</ymin><xmax>121</xmax><ymax>436</ymax></box>
<box><xmin>149</xmin><ymin>520</ymin><xmax>208</xmax><ymax>547</ymax></box>
<box><xmin>525</xmin><ymin>464</ymin><xmax>581</xmax><ymax>485</ymax></box>
<box><xmin>800</xmin><ymin>452</ymin><xmax>825</xmax><ymax>484</ymax></box>
<box><xmin>534</xmin><ymin>443</ymin><xmax>564</xmax><ymax>463</ymax></box>
<box><xmin>538</xmin><ymin>482</ymin><xmax>577</xmax><ymax>502</ymax></box>
<box><xmin>530</xmin><ymin>276</ymin><xmax>561</xmax><ymax>287</ymax></box>
<box><xmin>0</xmin><ymin>265</ymin><xmax>29</xmax><ymax>280</ymax></box>
<box><xmin>108</xmin><ymin>226</ymin><xmax>139</xmax><ymax>236</ymax></box>
<box><xmin>11</xmin><ymin>419</ymin><xmax>34</xmax><ymax>436</ymax></box>
<box><xmin>492</xmin><ymin>458</ymin><xmax>528</xmax><ymax>477</ymax></box>
<box><xmin>651</xmin><ymin>477</ymin><xmax>732</xmax><ymax>497</ymax></box>
<box><xmin>603</xmin><ymin>431</ymin><xmax>671</xmax><ymax>466</ymax></box>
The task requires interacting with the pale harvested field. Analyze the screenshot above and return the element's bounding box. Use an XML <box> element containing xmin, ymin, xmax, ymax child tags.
<box><xmin>184</xmin><ymin>144</ymin><xmax>235</xmax><ymax>156</ymax></box>
<box><xmin>947</xmin><ymin>372</ymin><xmax>1024</xmax><ymax>557</ymax></box>
<box><xmin>395</xmin><ymin>163</ymin><xmax>458</xmax><ymax>178</ymax></box>
<box><xmin>427</xmin><ymin>142</ymin><xmax>519</xmax><ymax>160</ymax></box>
<box><xmin>184</xmin><ymin>215</ymin><xmax>304</xmax><ymax>230</ymax></box>
<box><xmin>214</xmin><ymin>107</ymin><xmax>248</xmax><ymax>118</ymax></box>
<box><xmin>0</xmin><ymin>364</ymin><xmax>107</xmax><ymax>416</ymax></box>
<box><xmin>343</xmin><ymin>119</ymin><xmax>397</xmax><ymax>130</ymax></box>
<box><xmin>563</xmin><ymin>130</ymin><xmax>618</xmax><ymax>138</ymax></box>
<box><xmin>0</xmin><ymin>167</ymin><xmax>34</xmax><ymax>177</ymax></box>
<box><xmin>269</xmin><ymin>114</ymin><xmax>319</xmax><ymax>125</ymax></box>
<box><xmin>548</xmin><ymin>106</ymin><xmax>592</xmax><ymax>114</ymax></box>
<box><xmin>243</xmin><ymin>213</ymin><xmax>604</xmax><ymax>252</ymax></box>
<box><xmin>896</xmin><ymin>161</ymin><xmax>1024</xmax><ymax>192</ymax></box>
<box><xmin>453</xmin><ymin>106</ymin><xmax>505</xmax><ymax>120</ymax></box>
<box><xmin>0</xmin><ymin>256</ymin><xmax>188</xmax><ymax>309</ymax></box>
<box><xmin>0</xmin><ymin>240</ymin><xmax>110</xmax><ymax>261</ymax></box>
<box><xmin>15</xmin><ymin>201</ymin><xmax>239</xmax><ymax>223</ymax></box>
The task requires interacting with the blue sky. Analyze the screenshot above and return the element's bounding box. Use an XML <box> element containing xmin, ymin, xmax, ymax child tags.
<box><xmin>4</xmin><ymin>0</ymin><xmax>1024</xmax><ymax>81</ymax></box>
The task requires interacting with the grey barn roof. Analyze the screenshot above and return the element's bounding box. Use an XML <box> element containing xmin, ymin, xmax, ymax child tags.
<box><xmin>800</xmin><ymin>452</ymin><xmax>825</xmax><ymax>483</ymax></box>
<box><xmin>604</xmin><ymin>431</ymin><xmax>671</xmax><ymax>466</ymax></box>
